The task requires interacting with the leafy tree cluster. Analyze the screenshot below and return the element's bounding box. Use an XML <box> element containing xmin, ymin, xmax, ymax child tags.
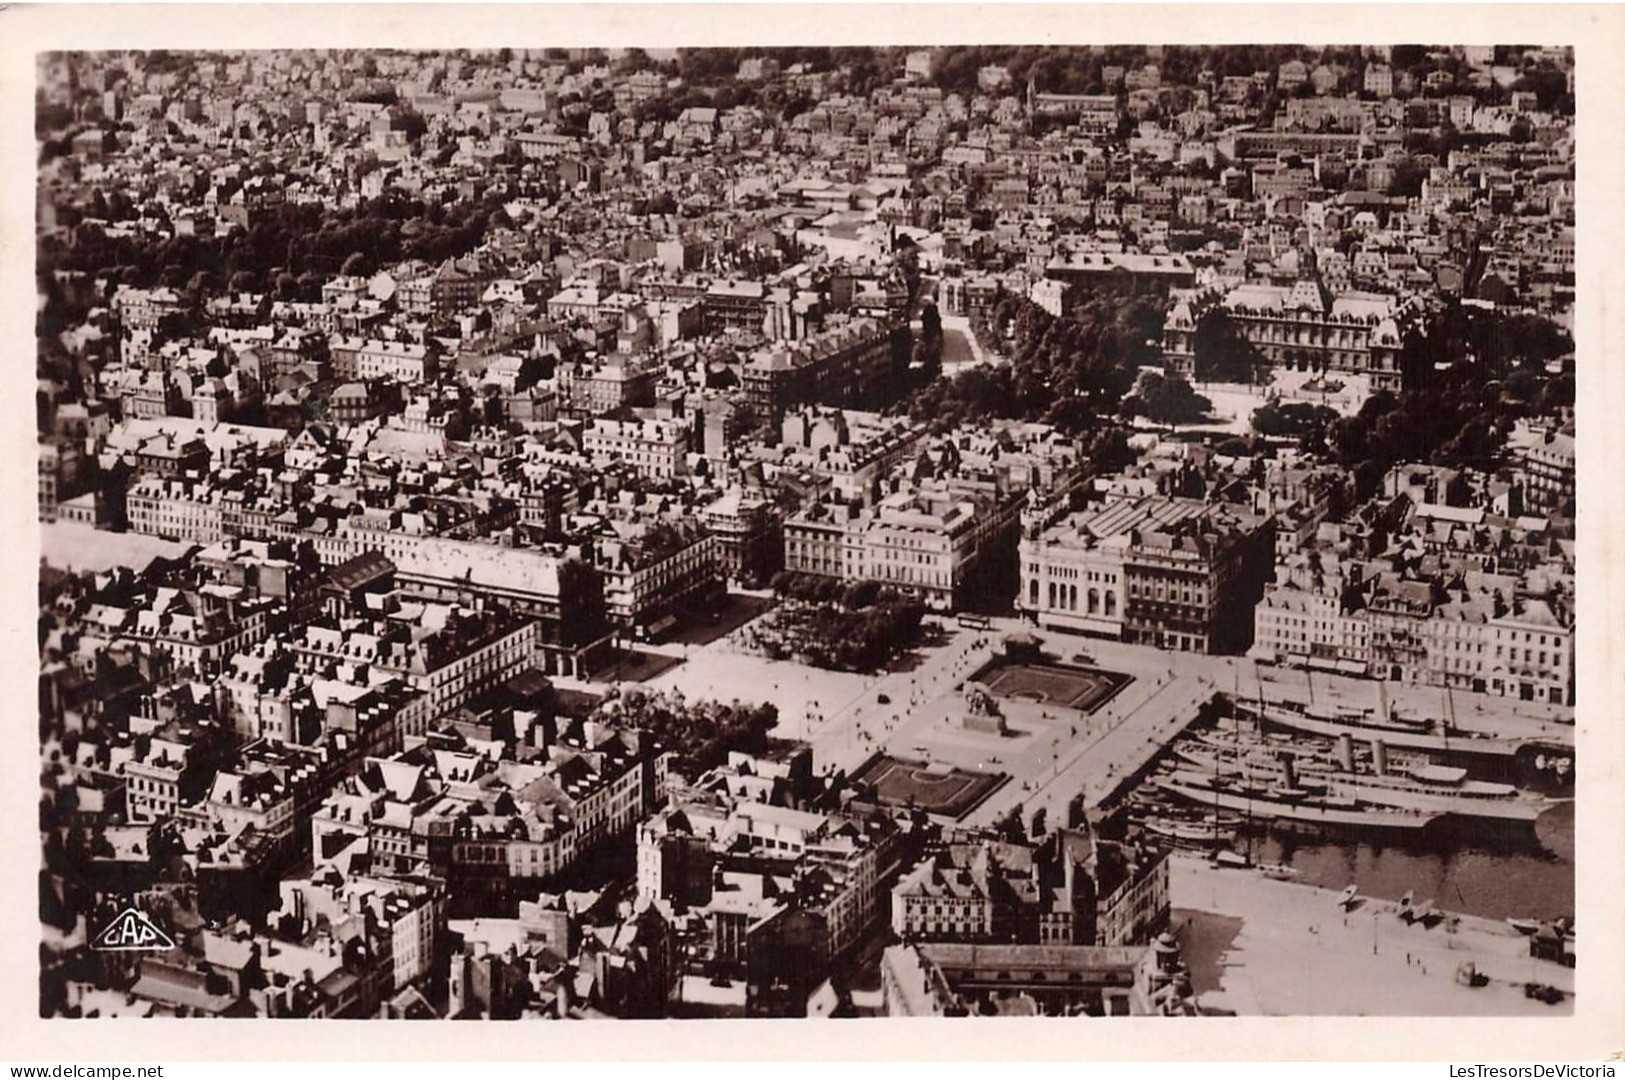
<box><xmin>932</xmin><ymin>45</ymin><xmax>1114</xmax><ymax>97</ymax></box>
<box><xmin>396</xmin><ymin>110</ymin><xmax>429</xmax><ymax>144</ymax></box>
<box><xmin>1323</xmin><ymin>358</ymin><xmax>1573</xmax><ymax>503</ymax></box>
<box><xmin>673</xmin><ymin>46</ymin><xmax>857</xmax><ymax>87</ymax></box>
<box><xmin>1121</xmin><ymin>369</ymin><xmax>1213</xmax><ymax>426</ymax></box>
<box><xmin>755</xmin><ymin>575</ymin><xmax>927</xmax><ymax>672</ymax></box>
<box><xmin>927</xmin><ymin>44</ymin><xmax>1343</xmax><ymax>98</ymax></box>
<box><xmin>631</xmin><ymin>80</ymin><xmax>817</xmax><ymax>127</ymax></box>
<box><xmin>1404</xmin><ymin>302</ymin><xmax>1574</xmax><ymax>377</ymax></box>
<box><xmin>602</xmin><ymin>688</ymin><xmax>778</xmax><ymax>780</ymax></box>
<box><xmin>1378</xmin><ymin>47</ymin><xmax>1572</xmax><ymax>114</ymax></box>
<box><xmin>902</xmin><ymin>287</ymin><xmax>1164</xmax><ymax>437</ymax></box>
<box><xmin>39</xmin><ymin>190</ymin><xmax>511</xmax><ymax>294</ymax></box>
<box><xmin>1213</xmin><ymin>303</ymin><xmax>1576</xmax><ymax>500</ymax></box>
<box><xmin>1511</xmin><ymin>62</ymin><xmax>1573</xmax><ymax>114</ymax></box>
<box><xmin>1387</xmin><ymin>156</ymin><xmax>1433</xmax><ymax>198</ymax></box>
<box><xmin>906</xmin><ymin>365</ymin><xmax>1052</xmax><ymax>433</ymax></box>
<box><xmin>36</xmin><ymin>102</ymin><xmax>77</xmax><ymax>139</ymax></box>
<box><xmin>674</xmin><ymin>48</ymin><xmax>744</xmax><ymax>85</ymax></box>
<box><xmin>1251</xmin><ymin>400</ymin><xmax>1341</xmax><ymax>444</ymax></box>
<box><xmin>770</xmin><ymin>572</ymin><xmax>897</xmax><ymax>610</ymax></box>
<box><xmin>910</xmin><ymin>297</ymin><xmax>944</xmax><ymax>382</ymax></box>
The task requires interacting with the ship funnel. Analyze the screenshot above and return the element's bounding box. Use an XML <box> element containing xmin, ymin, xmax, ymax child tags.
<box><xmin>1373</xmin><ymin>739</ymin><xmax>1389</xmax><ymax>776</ymax></box>
<box><xmin>1337</xmin><ymin>733</ymin><xmax>1354</xmax><ymax>772</ymax></box>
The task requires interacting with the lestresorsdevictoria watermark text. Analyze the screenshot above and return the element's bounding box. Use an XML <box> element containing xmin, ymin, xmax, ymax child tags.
<box><xmin>1450</xmin><ymin>1068</ymin><xmax>1615</xmax><ymax>1078</ymax></box>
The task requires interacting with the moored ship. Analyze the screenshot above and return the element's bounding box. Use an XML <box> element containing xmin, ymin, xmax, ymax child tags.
<box><xmin>1171</xmin><ymin>742</ymin><xmax>1559</xmax><ymax>824</ymax></box>
<box><xmin>1156</xmin><ymin>770</ymin><xmax>1442</xmax><ymax>832</ymax></box>
<box><xmin>1232</xmin><ymin>699</ymin><xmax>1564</xmax><ymax>761</ymax></box>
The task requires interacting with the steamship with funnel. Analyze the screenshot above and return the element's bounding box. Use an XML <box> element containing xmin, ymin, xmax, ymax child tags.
<box><xmin>1226</xmin><ymin>680</ymin><xmax>1573</xmax><ymax>791</ymax></box>
<box><xmin>1170</xmin><ymin>729</ymin><xmax>1559</xmax><ymax>824</ymax></box>
<box><xmin>1154</xmin><ymin>767</ymin><xmax>1443</xmax><ymax>831</ymax></box>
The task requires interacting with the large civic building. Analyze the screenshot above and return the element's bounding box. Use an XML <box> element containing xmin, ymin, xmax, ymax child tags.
<box><xmin>1018</xmin><ymin>493</ymin><xmax>1274</xmax><ymax>655</ymax></box>
<box><xmin>1162</xmin><ymin>252</ymin><xmax>1417</xmax><ymax>393</ymax></box>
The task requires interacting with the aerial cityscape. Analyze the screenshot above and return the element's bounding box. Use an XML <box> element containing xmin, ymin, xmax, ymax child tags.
<box><xmin>35</xmin><ymin>42</ymin><xmax>1578</xmax><ymax>1020</ymax></box>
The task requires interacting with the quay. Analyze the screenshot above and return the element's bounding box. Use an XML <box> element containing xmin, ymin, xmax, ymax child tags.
<box><xmin>1170</xmin><ymin>854</ymin><xmax>1574</xmax><ymax>1016</ymax></box>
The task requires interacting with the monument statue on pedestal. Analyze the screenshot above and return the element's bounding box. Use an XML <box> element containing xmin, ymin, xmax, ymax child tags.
<box><xmin>962</xmin><ymin>684</ymin><xmax>1008</xmax><ymax>735</ymax></box>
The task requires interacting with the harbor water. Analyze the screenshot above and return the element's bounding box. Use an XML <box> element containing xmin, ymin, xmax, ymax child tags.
<box><xmin>1241</xmin><ymin>803</ymin><xmax>1574</xmax><ymax>922</ymax></box>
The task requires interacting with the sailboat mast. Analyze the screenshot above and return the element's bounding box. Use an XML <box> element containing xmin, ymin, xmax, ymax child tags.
<box><xmin>1254</xmin><ymin>659</ymin><xmax>1267</xmax><ymax>729</ymax></box>
<box><xmin>1212</xmin><ymin>745</ymin><xmax>1221</xmax><ymax>851</ymax></box>
<box><xmin>1244</xmin><ymin>752</ymin><xmax>1254</xmax><ymax>865</ymax></box>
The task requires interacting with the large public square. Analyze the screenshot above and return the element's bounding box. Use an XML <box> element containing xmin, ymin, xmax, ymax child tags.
<box><xmin>559</xmin><ymin>595</ymin><xmax>1575</xmax><ymax>835</ymax></box>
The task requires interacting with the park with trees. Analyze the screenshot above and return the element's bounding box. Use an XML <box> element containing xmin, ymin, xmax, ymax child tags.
<box><xmin>748</xmin><ymin>574</ymin><xmax>930</xmax><ymax>673</ymax></box>
<box><xmin>902</xmin><ymin>284</ymin><xmax>1166</xmax><ymax>437</ymax></box>
<box><xmin>39</xmin><ymin>187</ymin><xmax>514</xmax><ymax>302</ymax></box>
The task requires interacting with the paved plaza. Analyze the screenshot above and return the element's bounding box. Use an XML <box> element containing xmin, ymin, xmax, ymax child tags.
<box><xmin>571</xmin><ymin>603</ymin><xmax>1573</xmax><ymax>837</ymax></box>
